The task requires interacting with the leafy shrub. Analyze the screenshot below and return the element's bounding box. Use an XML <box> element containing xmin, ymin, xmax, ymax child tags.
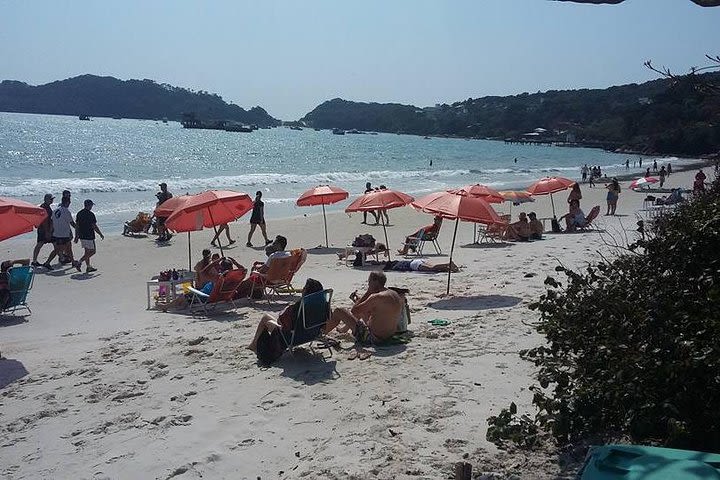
<box><xmin>489</xmin><ymin>169</ymin><xmax>720</xmax><ymax>450</ymax></box>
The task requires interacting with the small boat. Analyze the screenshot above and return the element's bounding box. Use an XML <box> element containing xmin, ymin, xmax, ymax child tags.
<box><xmin>224</xmin><ymin>124</ymin><xmax>253</xmax><ymax>133</ymax></box>
<box><xmin>79</xmin><ymin>115</ymin><xmax>90</xmax><ymax>121</ymax></box>
<box><xmin>346</xmin><ymin>129</ymin><xmax>365</xmax><ymax>134</ymax></box>
<box><xmin>289</xmin><ymin>126</ymin><xmax>302</xmax><ymax>131</ymax></box>
<box><xmin>424</xmin><ymin>136</ymin><xmax>431</xmax><ymax>139</ymax></box>
<box><xmin>332</xmin><ymin>128</ymin><xmax>345</xmax><ymax>135</ymax></box>
<box><xmin>162</xmin><ymin>117</ymin><xmax>168</xmax><ymax>124</ymax></box>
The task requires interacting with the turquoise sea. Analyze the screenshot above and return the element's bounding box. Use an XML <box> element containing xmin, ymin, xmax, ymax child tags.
<box><xmin>0</xmin><ymin>112</ymin><xmax>684</xmax><ymax>231</ymax></box>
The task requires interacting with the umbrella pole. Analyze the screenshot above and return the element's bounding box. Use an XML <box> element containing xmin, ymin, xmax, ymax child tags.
<box><xmin>446</xmin><ymin>218</ymin><xmax>459</xmax><ymax>296</ymax></box>
<box><xmin>381</xmin><ymin>213</ymin><xmax>391</xmax><ymax>262</ymax></box>
<box><xmin>322</xmin><ymin>203</ymin><xmax>329</xmax><ymax>248</ymax></box>
<box><xmin>550</xmin><ymin>193</ymin><xmax>556</xmax><ymax>217</ymax></box>
<box><xmin>188</xmin><ymin>232</ymin><xmax>192</xmax><ymax>271</ymax></box>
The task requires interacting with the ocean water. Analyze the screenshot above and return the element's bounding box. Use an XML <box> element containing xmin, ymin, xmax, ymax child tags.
<box><xmin>1</xmin><ymin>112</ymin><xmax>683</xmax><ymax>232</ymax></box>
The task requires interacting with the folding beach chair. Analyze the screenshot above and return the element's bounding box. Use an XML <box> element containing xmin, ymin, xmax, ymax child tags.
<box><xmin>475</xmin><ymin>221</ymin><xmax>509</xmax><ymax>243</ymax></box>
<box><xmin>188</xmin><ymin>267</ymin><xmax>247</xmax><ymax>314</ymax></box>
<box><xmin>578</xmin><ymin>206</ymin><xmax>601</xmax><ymax>232</ymax></box>
<box><xmin>2</xmin><ymin>266</ymin><xmax>34</xmax><ymax>315</ymax></box>
<box><xmin>402</xmin><ymin>229</ymin><xmax>442</xmax><ymax>256</ymax></box>
<box><xmin>280</xmin><ymin>288</ymin><xmax>334</xmax><ymax>356</ymax></box>
<box><xmin>249</xmin><ymin>249</ymin><xmax>307</xmax><ymax>303</ymax></box>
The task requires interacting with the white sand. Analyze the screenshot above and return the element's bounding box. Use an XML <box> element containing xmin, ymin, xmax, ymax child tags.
<box><xmin>0</xmin><ymin>169</ymin><xmax>700</xmax><ymax>479</ymax></box>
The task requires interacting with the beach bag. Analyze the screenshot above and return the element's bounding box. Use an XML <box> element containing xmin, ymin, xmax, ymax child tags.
<box><xmin>551</xmin><ymin>217</ymin><xmax>562</xmax><ymax>233</ymax></box>
<box><xmin>353</xmin><ymin>253</ymin><xmax>364</xmax><ymax>267</ymax></box>
<box><xmin>352</xmin><ymin>234</ymin><xmax>375</xmax><ymax>248</ymax></box>
<box><xmin>256</xmin><ymin>329</ymin><xmax>285</xmax><ymax>365</ymax></box>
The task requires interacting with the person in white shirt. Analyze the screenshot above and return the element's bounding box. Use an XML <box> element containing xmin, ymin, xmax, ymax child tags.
<box><xmin>42</xmin><ymin>197</ymin><xmax>76</xmax><ymax>270</ymax></box>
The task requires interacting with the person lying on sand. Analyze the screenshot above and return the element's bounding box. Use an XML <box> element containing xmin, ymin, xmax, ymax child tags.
<box><xmin>397</xmin><ymin>216</ymin><xmax>442</xmax><ymax>255</ymax></box>
<box><xmin>325</xmin><ymin>271</ymin><xmax>403</xmax><ymax>344</ymax></box>
<box><xmin>246</xmin><ymin>278</ymin><xmax>324</xmax><ymax>353</ymax></box>
<box><xmin>383</xmin><ymin>259</ymin><xmax>458</xmax><ymax>273</ymax></box>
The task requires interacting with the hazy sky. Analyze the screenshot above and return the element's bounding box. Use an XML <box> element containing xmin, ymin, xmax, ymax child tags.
<box><xmin>1</xmin><ymin>0</ymin><xmax>718</xmax><ymax>119</ymax></box>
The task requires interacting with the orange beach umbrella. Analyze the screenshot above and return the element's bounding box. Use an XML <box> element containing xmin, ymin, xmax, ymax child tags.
<box><xmin>345</xmin><ymin>189</ymin><xmax>414</xmax><ymax>260</ymax></box>
<box><xmin>0</xmin><ymin>197</ymin><xmax>48</xmax><ymax>242</ymax></box>
<box><xmin>526</xmin><ymin>176</ymin><xmax>575</xmax><ymax>217</ymax></box>
<box><xmin>296</xmin><ymin>185</ymin><xmax>349</xmax><ymax>248</ymax></box>
<box><xmin>412</xmin><ymin>191</ymin><xmax>502</xmax><ymax>295</ymax></box>
<box><xmin>499</xmin><ymin>190</ymin><xmax>535</xmax><ymax>216</ymax></box>
<box><xmin>448</xmin><ymin>184</ymin><xmax>504</xmax><ymax>203</ymax></box>
<box><xmin>153</xmin><ymin>195</ymin><xmax>194</xmax><ymax>269</ymax></box>
<box><xmin>165</xmin><ymin>190</ymin><xmax>254</xmax><ymax>256</ymax></box>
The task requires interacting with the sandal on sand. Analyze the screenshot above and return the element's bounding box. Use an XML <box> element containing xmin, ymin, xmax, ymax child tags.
<box><xmin>428</xmin><ymin>319</ymin><xmax>450</xmax><ymax>326</ymax></box>
<box><xmin>358</xmin><ymin>350</ymin><xmax>372</xmax><ymax>360</ymax></box>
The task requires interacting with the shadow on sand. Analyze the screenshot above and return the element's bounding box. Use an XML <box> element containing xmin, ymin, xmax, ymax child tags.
<box><xmin>460</xmin><ymin>242</ymin><xmax>513</xmax><ymax>249</ymax></box>
<box><xmin>0</xmin><ymin>357</ymin><xmax>29</xmax><ymax>389</ymax></box>
<box><xmin>276</xmin><ymin>348</ymin><xmax>339</xmax><ymax>385</ymax></box>
<box><xmin>429</xmin><ymin>295</ymin><xmax>522</xmax><ymax>311</ymax></box>
<box><xmin>307</xmin><ymin>246</ymin><xmax>345</xmax><ymax>255</ymax></box>
<box><xmin>0</xmin><ymin>315</ymin><xmax>29</xmax><ymax>327</ymax></box>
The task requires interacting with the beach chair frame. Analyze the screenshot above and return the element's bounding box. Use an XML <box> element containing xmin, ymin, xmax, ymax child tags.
<box><xmin>475</xmin><ymin>221</ymin><xmax>509</xmax><ymax>244</ymax></box>
<box><xmin>403</xmin><ymin>229</ymin><xmax>442</xmax><ymax>256</ymax></box>
<box><xmin>282</xmin><ymin>289</ymin><xmax>334</xmax><ymax>357</ymax></box>
<box><xmin>250</xmin><ymin>249</ymin><xmax>306</xmax><ymax>303</ymax></box>
<box><xmin>578</xmin><ymin>205</ymin><xmax>601</xmax><ymax>232</ymax></box>
<box><xmin>2</xmin><ymin>266</ymin><xmax>34</xmax><ymax>316</ymax></box>
<box><xmin>188</xmin><ymin>268</ymin><xmax>247</xmax><ymax>315</ymax></box>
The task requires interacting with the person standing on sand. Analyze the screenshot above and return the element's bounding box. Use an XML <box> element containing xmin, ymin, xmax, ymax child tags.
<box><xmin>581</xmin><ymin>164</ymin><xmax>588</xmax><ymax>183</ymax></box>
<box><xmin>567</xmin><ymin>183</ymin><xmax>582</xmax><ymax>207</ymax></box>
<box><xmin>42</xmin><ymin>196</ymin><xmax>76</xmax><ymax>270</ymax></box>
<box><xmin>73</xmin><ymin>199</ymin><xmax>104</xmax><ymax>273</ymax></box>
<box><xmin>625</xmin><ymin>159</ymin><xmax>630</xmax><ymax>170</ymax></box>
<box><xmin>155</xmin><ymin>183</ymin><xmax>173</xmax><ymax>242</ymax></box>
<box><xmin>658</xmin><ymin>166</ymin><xmax>667</xmax><ymax>188</ymax></box>
<box><xmin>211</xmin><ymin>223</ymin><xmax>235</xmax><ymax>247</ymax></box>
<box><xmin>375</xmin><ymin>185</ymin><xmax>390</xmax><ymax>225</ymax></box>
<box><xmin>646</xmin><ymin>167</ymin><xmax>651</xmax><ymax>178</ymax></box>
<box><xmin>31</xmin><ymin>194</ymin><xmax>55</xmax><ymax>267</ymax></box>
<box><xmin>246</xmin><ymin>191</ymin><xmax>271</xmax><ymax>247</ymax></box>
<box><xmin>667</xmin><ymin>163</ymin><xmax>672</xmax><ymax>176</ymax></box>
<box><xmin>653</xmin><ymin>159</ymin><xmax>658</xmax><ymax>172</ymax></box>
<box><xmin>605</xmin><ymin>178</ymin><xmax>620</xmax><ymax>216</ymax></box>
<box><xmin>639</xmin><ymin>157</ymin><xmax>643</xmax><ymax>168</ymax></box>
<box><xmin>362</xmin><ymin>182</ymin><xmax>378</xmax><ymax>224</ymax></box>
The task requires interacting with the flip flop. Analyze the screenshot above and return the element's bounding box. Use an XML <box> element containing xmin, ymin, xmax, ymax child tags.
<box><xmin>358</xmin><ymin>350</ymin><xmax>372</xmax><ymax>360</ymax></box>
<box><xmin>428</xmin><ymin>319</ymin><xmax>450</xmax><ymax>326</ymax></box>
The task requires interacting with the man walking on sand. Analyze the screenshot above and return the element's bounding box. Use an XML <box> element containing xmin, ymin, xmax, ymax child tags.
<box><xmin>247</xmin><ymin>191</ymin><xmax>271</xmax><ymax>247</ymax></box>
<box><xmin>326</xmin><ymin>271</ymin><xmax>403</xmax><ymax>345</ymax></box>
<box><xmin>42</xmin><ymin>196</ymin><xmax>76</xmax><ymax>270</ymax></box>
<box><xmin>32</xmin><ymin>193</ymin><xmax>55</xmax><ymax>267</ymax></box>
<box><xmin>73</xmin><ymin>199</ymin><xmax>104</xmax><ymax>273</ymax></box>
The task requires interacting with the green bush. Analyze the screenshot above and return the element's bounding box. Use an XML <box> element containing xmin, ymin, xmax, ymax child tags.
<box><xmin>489</xmin><ymin>169</ymin><xmax>720</xmax><ymax>449</ymax></box>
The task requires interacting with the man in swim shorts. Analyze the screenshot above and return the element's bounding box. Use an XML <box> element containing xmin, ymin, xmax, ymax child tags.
<box><xmin>326</xmin><ymin>271</ymin><xmax>403</xmax><ymax>344</ymax></box>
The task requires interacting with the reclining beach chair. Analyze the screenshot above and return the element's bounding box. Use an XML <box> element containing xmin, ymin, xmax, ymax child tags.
<box><xmin>122</xmin><ymin>212</ymin><xmax>152</xmax><ymax>236</ymax></box>
<box><xmin>475</xmin><ymin>221</ymin><xmax>509</xmax><ymax>243</ymax></box>
<box><xmin>250</xmin><ymin>249</ymin><xmax>307</xmax><ymax>303</ymax></box>
<box><xmin>403</xmin><ymin>229</ymin><xmax>442</xmax><ymax>256</ymax></box>
<box><xmin>280</xmin><ymin>288</ymin><xmax>335</xmax><ymax>356</ymax></box>
<box><xmin>578</xmin><ymin>205</ymin><xmax>601</xmax><ymax>232</ymax></box>
<box><xmin>188</xmin><ymin>267</ymin><xmax>247</xmax><ymax>314</ymax></box>
<box><xmin>1</xmin><ymin>266</ymin><xmax>34</xmax><ymax>316</ymax></box>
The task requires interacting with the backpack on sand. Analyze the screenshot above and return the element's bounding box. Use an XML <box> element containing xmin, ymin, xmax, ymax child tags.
<box><xmin>256</xmin><ymin>329</ymin><xmax>286</xmax><ymax>365</ymax></box>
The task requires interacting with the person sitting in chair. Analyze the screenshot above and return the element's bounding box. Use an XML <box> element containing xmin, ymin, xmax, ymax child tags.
<box><xmin>503</xmin><ymin>212</ymin><xmax>531</xmax><ymax>241</ymax></box>
<box><xmin>254</xmin><ymin>235</ymin><xmax>289</xmax><ymax>274</ymax></box>
<box><xmin>325</xmin><ymin>271</ymin><xmax>403</xmax><ymax>345</ymax></box>
<box><xmin>528</xmin><ymin>212</ymin><xmax>543</xmax><ymax>240</ymax></box>
<box><xmin>247</xmin><ymin>278</ymin><xmax>324</xmax><ymax>354</ymax></box>
<box><xmin>397</xmin><ymin>216</ymin><xmax>442</xmax><ymax>255</ymax></box>
<box><xmin>560</xmin><ymin>199</ymin><xmax>586</xmax><ymax>232</ymax></box>
<box><xmin>1</xmin><ymin>259</ymin><xmax>30</xmax><ymax>310</ymax></box>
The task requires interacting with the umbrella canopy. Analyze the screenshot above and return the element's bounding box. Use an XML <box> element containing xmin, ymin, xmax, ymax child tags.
<box><xmin>526</xmin><ymin>176</ymin><xmax>576</xmax><ymax>217</ymax></box>
<box><xmin>412</xmin><ymin>191</ymin><xmax>503</xmax><ymax>295</ymax></box>
<box><xmin>296</xmin><ymin>185</ymin><xmax>349</xmax><ymax>247</ymax></box>
<box><xmin>526</xmin><ymin>176</ymin><xmax>576</xmax><ymax>196</ymax></box>
<box><xmin>165</xmin><ymin>190</ymin><xmax>253</xmax><ymax>232</ymax></box>
<box><xmin>630</xmin><ymin>177</ymin><xmax>659</xmax><ymax>189</ymax></box>
<box><xmin>345</xmin><ymin>189</ymin><xmax>414</xmax><ymax>260</ymax></box>
<box><xmin>0</xmin><ymin>197</ymin><xmax>48</xmax><ymax>242</ymax></box>
<box><xmin>447</xmin><ymin>184</ymin><xmax>504</xmax><ymax>204</ymax></box>
<box><xmin>154</xmin><ymin>195</ymin><xmax>192</xmax><ymax>217</ymax></box>
<box><xmin>499</xmin><ymin>190</ymin><xmax>535</xmax><ymax>205</ymax></box>
<box><xmin>296</xmin><ymin>185</ymin><xmax>349</xmax><ymax>207</ymax></box>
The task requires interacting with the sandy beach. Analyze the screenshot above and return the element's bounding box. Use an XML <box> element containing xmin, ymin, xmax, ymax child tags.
<box><xmin>0</xmin><ymin>168</ymin><xmax>703</xmax><ymax>479</ymax></box>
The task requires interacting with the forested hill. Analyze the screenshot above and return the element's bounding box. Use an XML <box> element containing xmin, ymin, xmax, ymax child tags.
<box><xmin>0</xmin><ymin>74</ymin><xmax>280</xmax><ymax>126</ymax></box>
<box><xmin>301</xmin><ymin>73</ymin><xmax>720</xmax><ymax>155</ymax></box>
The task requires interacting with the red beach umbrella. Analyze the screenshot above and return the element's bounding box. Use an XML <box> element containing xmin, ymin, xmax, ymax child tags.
<box><xmin>165</xmin><ymin>190</ymin><xmax>253</xmax><ymax>256</ymax></box>
<box><xmin>412</xmin><ymin>191</ymin><xmax>503</xmax><ymax>295</ymax></box>
<box><xmin>296</xmin><ymin>185</ymin><xmax>349</xmax><ymax>247</ymax></box>
<box><xmin>526</xmin><ymin>176</ymin><xmax>576</xmax><ymax>217</ymax></box>
<box><xmin>499</xmin><ymin>190</ymin><xmax>535</xmax><ymax>216</ymax></box>
<box><xmin>153</xmin><ymin>195</ymin><xmax>192</xmax><ymax>218</ymax></box>
<box><xmin>448</xmin><ymin>184</ymin><xmax>504</xmax><ymax>204</ymax></box>
<box><xmin>345</xmin><ymin>189</ymin><xmax>414</xmax><ymax>260</ymax></box>
<box><xmin>0</xmin><ymin>197</ymin><xmax>48</xmax><ymax>242</ymax></box>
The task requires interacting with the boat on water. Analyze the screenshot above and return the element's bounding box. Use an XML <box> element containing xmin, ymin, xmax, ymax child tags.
<box><xmin>346</xmin><ymin>129</ymin><xmax>366</xmax><ymax>134</ymax></box>
<box><xmin>224</xmin><ymin>123</ymin><xmax>253</xmax><ymax>133</ymax></box>
<box><xmin>79</xmin><ymin>115</ymin><xmax>90</xmax><ymax>121</ymax></box>
<box><xmin>332</xmin><ymin>128</ymin><xmax>345</xmax><ymax>135</ymax></box>
<box><xmin>289</xmin><ymin>126</ymin><xmax>302</xmax><ymax>131</ymax></box>
<box><xmin>162</xmin><ymin>117</ymin><xmax>168</xmax><ymax>124</ymax></box>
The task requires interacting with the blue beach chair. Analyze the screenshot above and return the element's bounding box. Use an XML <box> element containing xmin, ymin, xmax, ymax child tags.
<box><xmin>2</xmin><ymin>266</ymin><xmax>34</xmax><ymax>315</ymax></box>
<box><xmin>281</xmin><ymin>289</ymin><xmax>334</xmax><ymax>356</ymax></box>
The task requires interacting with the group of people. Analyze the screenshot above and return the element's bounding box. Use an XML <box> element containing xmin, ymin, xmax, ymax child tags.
<box><xmin>31</xmin><ymin>190</ymin><xmax>104</xmax><ymax>274</ymax></box>
<box><xmin>247</xmin><ymin>270</ymin><xmax>406</xmax><ymax>362</ymax></box>
<box><xmin>581</xmin><ymin>164</ymin><xmax>603</xmax><ymax>185</ymax></box>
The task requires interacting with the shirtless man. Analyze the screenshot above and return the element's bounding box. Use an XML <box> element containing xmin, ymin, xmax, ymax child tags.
<box><xmin>194</xmin><ymin>250</ymin><xmax>221</xmax><ymax>288</ymax></box>
<box><xmin>326</xmin><ymin>271</ymin><xmax>403</xmax><ymax>344</ymax></box>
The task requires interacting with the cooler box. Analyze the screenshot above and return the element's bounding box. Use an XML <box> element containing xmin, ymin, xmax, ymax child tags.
<box><xmin>579</xmin><ymin>444</ymin><xmax>720</xmax><ymax>480</ymax></box>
